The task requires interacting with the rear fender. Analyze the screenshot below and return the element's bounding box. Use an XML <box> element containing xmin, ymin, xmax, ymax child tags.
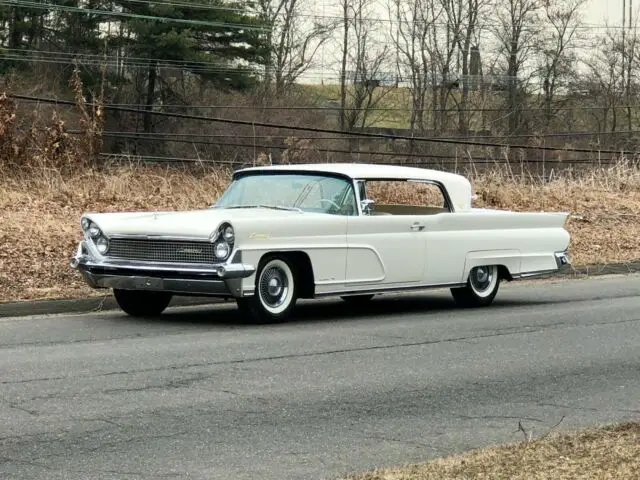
<box><xmin>461</xmin><ymin>250</ymin><xmax>522</xmax><ymax>283</ymax></box>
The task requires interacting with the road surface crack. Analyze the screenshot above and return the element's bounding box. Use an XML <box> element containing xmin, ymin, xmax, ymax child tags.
<box><xmin>4</xmin><ymin>316</ymin><xmax>640</xmax><ymax>386</ymax></box>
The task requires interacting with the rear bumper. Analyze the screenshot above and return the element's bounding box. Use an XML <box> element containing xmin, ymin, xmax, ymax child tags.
<box><xmin>70</xmin><ymin>241</ymin><xmax>255</xmax><ymax>298</ymax></box>
<box><xmin>516</xmin><ymin>249</ymin><xmax>572</xmax><ymax>280</ymax></box>
<box><xmin>554</xmin><ymin>249</ymin><xmax>571</xmax><ymax>273</ymax></box>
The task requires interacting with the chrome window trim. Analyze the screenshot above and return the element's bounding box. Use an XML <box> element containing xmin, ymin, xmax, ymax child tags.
<box><xmin>352</xmin><ymin>177</ymin><xmax>455</xmax><ymax>215</ymax></box>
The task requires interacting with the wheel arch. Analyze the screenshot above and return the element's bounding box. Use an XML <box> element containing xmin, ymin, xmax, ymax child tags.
<box><xmin>256</xmin><ymin>250</ymin><xmax>316</xmax><ymax>299</ymax></box>
<box><xmin>461</xmin><ymin>250</ymin><xmax>520</xmax><ymax>283</ymax></box>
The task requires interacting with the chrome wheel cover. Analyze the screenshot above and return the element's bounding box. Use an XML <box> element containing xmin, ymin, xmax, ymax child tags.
<box><xmin>259</xmin><ymin>264</ymin><xmax>290</xmax><ymax>309</ymax></box>
<box><xmin>469</xmin><ymin>265</ymin><xmax>498</xmax><ymax>297</ymax></box>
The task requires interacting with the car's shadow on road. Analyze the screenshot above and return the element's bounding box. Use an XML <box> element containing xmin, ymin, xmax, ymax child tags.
<box><xmin>112</xmin><ymin>290</ymin><xmax>566</xmax><ymax>329</ymax></box>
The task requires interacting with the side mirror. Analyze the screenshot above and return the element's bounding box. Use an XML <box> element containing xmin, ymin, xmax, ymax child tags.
<box><xmin>360</xmin><ymin>199</ymin><xmax>375</xmax><ymax>215</ymax></box>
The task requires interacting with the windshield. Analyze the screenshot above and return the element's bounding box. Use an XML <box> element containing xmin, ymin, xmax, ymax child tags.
<box><xmin>214</xmin><ymin>172</ymin><xmax>358</xmax><ymax>215</ymax></box>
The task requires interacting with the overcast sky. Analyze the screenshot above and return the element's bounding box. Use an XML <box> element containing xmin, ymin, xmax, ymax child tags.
<box><xmin>303</xmin><ymin>0</ymin><xmax>634</xmax><ymax>83</ymax></box>
<box><xmin>587</xmin><ymin>0</ymin><xmax>627</xmax><ymax>24</ymax></box>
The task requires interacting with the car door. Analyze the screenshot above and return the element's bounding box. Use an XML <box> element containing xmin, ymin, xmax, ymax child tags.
<box><xmin>345</xmin><ymin>214</ymin><xmax>427</xmax><ymax>286</ymax></box>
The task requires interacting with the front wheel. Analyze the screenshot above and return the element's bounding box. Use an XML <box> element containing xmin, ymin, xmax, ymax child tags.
<box><xmin>450</xmin><ymin>265</ymin><xmax>500</xmax><ymax>308</ymax></box>
<box><xmin>236</xmin><ymin>256</ymin><xmax>298</xmax><ymax>323</ymax></box>
<box><xmin>113</xmin><ymin>289</ymin><xmax>173</xmax><ymax>317</ymax></box>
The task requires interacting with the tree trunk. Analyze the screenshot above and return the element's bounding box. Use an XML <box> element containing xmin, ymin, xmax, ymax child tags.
<box><xmin>507</xmin><ymin>39</ymin><xmax>519</xmax><ymax>134</ymax></box>
<box><xmin>339</xmin><ymin>1</ymin><xmax>349</xmax><ymax>131</ymax></box>
<box><xmin>459</xmin><ymin>52</ymin><xmax>470</xmax><ymax>134</ymax></box>
<box><xmin>144</xmin><ymin>62</ymin><xmax>157</xmax><ymax>133</ymax></box>
<box><xmin>9</xmin><ymin>8</ymin><xmax>22</xmax><ymax>49</ymax></box>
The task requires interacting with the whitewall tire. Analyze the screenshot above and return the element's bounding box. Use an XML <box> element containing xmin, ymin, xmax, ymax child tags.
<box><xmin>450</xmin><ymin>265</ymin><xmax>500</xmax><ymax>307</ymax></box>
<box><xmin>237</xmin><ymin>256</ymin><xmax>298</xmax><ymax>323</ymax></box>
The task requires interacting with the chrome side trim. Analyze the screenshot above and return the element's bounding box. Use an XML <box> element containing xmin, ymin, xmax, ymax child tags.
<box><xmin>514</xmin><ymin>269</ymin><xmax>560</xmax><ymax>279</ymax></box>
<box><xmin>315</xmin><ymin>282</ymin><xmax>467</xmax><ymax>297</ymax></box>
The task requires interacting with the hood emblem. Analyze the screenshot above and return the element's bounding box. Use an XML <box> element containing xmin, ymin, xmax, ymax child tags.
<box><xmin>178</xmin><ymin>248</ymin><xmax>202</xmax><ymax>254</ymax></box>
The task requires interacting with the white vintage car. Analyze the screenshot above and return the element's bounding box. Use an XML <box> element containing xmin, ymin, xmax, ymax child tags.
<box><xmin>70</xmin><ymin>163</ymin><xmax>571</xmax><ymax>322</ymax></box>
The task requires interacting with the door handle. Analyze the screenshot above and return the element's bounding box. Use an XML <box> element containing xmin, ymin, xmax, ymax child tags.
<box><xmin>410</xmin><ymin>222</ymin><xmax>425</xmax><ymax>231</ymax></box>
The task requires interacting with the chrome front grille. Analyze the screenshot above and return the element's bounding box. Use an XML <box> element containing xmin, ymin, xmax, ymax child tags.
<box><xmin>107</xmin><ymin>238</ymin><xmax>216</xmax><ymax>264</ymax></box>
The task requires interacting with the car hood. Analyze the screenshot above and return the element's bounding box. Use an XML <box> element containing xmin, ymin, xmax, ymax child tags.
<box><xmin>84</xmin><ymin>207</ymin><xmax>302</xmax><ymax>239</ymax></box>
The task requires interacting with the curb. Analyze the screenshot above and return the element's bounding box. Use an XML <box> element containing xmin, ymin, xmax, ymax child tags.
<box><xmin>0</xmin><ymin>295</ymin><xmax>222</xmax><ymax>319</ymax></box>
<box><xmin>1</xmin><ymin>261</ymin><xmax>639</xmax><ymax>319</ymax></box>
<box><xmin>552</xmin><ymin>261</ymin><xmax>640</xmax><ymax>279</ymax></box>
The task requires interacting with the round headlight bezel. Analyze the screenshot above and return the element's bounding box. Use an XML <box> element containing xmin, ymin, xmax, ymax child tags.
<box><xmin>223</xmin><ymin>225</ymin><xmax>234</xmax><ymax>242</ymax></box>
<box><xmin>96</xmin><ymin>236</ymin><xmax>110</xmax><ymax>254</ymax></box>
<box><xmin>214</xmin><ymin>241</ymin><xmax>230</xmax><ymax>260</ymax></box>
<box><xmin>88</xmin><ymin>224</ymin><xmax>102</xmax><ymax>238</ymax></box>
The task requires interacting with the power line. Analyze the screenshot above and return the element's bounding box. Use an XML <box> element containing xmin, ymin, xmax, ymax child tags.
<box><xmin>93</xmin><ymin>131</ymin><xmax>619</xmax><ymax>163</ymax></box>
<box><xmin>109</xmin><ymin>0</ymin><xmax>249</xmax><ymax>14</ymax></box>
<box><xmin>0</xmin><ymin>0</ymin><xmax>268</xmax><ymax>31</ymax></box>
<box><xmin>89</xmin><ymin>128</ymin><xmax>640</xmax><ymax>141</ymax></box>
<box><xmin>0</xmin><ymin>54</ymin><xmax>260</xmax><ymax>76</ymax></box>
<box><xmin>98</xmin><ymin>150</ymin><xmax>616</xmax><ymax>166</ymax></box>
<box><xmin>66</xmin><ymin>101</ymin><xmax>640</xmax><ymax>114</ymax></box>
<box><xmin>3</xmin><ymin>0</ymin><xmax>638</xmax><ymax>31</ymax></box>
<box><xmin>98</xmin><ymin>131</ymin><xmax>502</xmax><ymax>160</ymax></box>
<box><xmin>10</xmin><ymin>93</ymin><xmax>635</xmax><ymax>156</ymax></box>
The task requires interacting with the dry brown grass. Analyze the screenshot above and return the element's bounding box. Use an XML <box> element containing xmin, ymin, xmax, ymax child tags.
<box><xmin>1</xmin><ymin>160</ymin><xmax>639</xmax><ymax>303</ymax></box>
<box><xmin>0</xmin><ymin>164</ymin><xmax>232</xmax><ymax>302</ymax></box>
<box><xmin>343</xmin><ymin>421</ymin><xmax>640</xmax><ymax>480</ymax></box>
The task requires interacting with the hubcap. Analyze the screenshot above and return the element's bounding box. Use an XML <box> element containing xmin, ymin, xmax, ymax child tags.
<box><xmin>267</xmin><ymin>277</ymin><xmax>282</xmax><ymax>296</ymax></box>
<box><xmin>470</xmin><ymin>266</ymin><xmax>493</xmax><ymax>292</ymax></box>
<box><xmin>259</xmin><ymin>266</ymin><xmax>289</xmax><ymax>308</ymax></box>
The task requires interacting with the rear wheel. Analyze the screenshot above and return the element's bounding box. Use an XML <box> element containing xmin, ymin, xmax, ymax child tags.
<box><xmin>237</xmin><ymin>255</ymin><xmax>298</xmax><ymax>323</ymax></box>
<box><xmin>450</xmin><ymin>265</ymin><xmax>500</xmax><ymax>308</ymax></box>
<box><xmin>113</xmin><ymin>289</ymin><xmax>173</xmax><ymax>317</ymax></box>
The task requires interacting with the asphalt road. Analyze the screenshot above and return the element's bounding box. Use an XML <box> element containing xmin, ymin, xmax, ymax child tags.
<box><xmin>1</xmin><ymin>275</ymin><xmax>639</xmax><ymax>480</ymax></box>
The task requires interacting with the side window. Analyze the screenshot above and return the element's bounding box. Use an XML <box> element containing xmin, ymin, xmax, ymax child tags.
<box><xmin>297</xmin><ymin>177</ymin><xmax>357</xmax><ymax>216</ymax></box>
<box><xmin>363</xmin><ymin>180</ymin><xmax>448</xmax><ymax>215</ymax></box>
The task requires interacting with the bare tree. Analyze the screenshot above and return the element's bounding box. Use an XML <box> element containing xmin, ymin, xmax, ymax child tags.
<box><xmin>389</xmin><ymin>0</ymin><xmax>440</xmax><ymax>133</ymax></box>
<box><xmin>339</xmin><ymin>0</ymin><xmax>394</xmax><ymax>130</ymax></box>
<box><xmin>581</xmin><ymin>31</ymin><xmax>625</xmax><ymax>133</ymax></box>
<box><xmin>451</xmin><ymin>0</ymin><xmax>490</xmax><ymax>134</ymax></box>
<box><xmin>491</xmin><ymin>0</ymin><xmax>542</xmax><ymax>134</ymax></box>
<box><xmin>536</xmin><ymin>0</ymin><xmax>585</xmax><ymax>131</ymax></box>
<box><xmin>258</xmin><ymin>0</ymin><xmax>336</xmax><ymax>97</ymax></box>
<box><xmin>429</xmin><ymin>0</ymin><xmax>459</xmax><ymax>133</ymax></box>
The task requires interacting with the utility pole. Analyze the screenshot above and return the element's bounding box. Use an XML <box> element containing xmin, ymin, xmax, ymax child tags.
<box><xmin>624</xmin><ymin>0</ymin><xmax>634</xmax><ymax>133</ymax></box>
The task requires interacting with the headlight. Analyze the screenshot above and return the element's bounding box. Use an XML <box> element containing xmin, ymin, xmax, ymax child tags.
<box><xmin>223</xmin><ymin>225</ymin><xmax>234</xmax><ymax>242</ymax></box>
<box><xmin>214</xmin><ymin>242</ymin><xmax>230</xmax><ymax>260</ymax></box>
<box><xmin>81</xmin><ymin>218</ymin><xmax>90</xmax><ymax>231</ymax></box>
<box><xmin>88</xmin><ymin>224</ymin><xmax>101</xmax><ymax>238</ymax></box>
<box><xmin>96</xmin><ymin>236</ymin><xmax>109</xmax><ymax>254</ymax></box>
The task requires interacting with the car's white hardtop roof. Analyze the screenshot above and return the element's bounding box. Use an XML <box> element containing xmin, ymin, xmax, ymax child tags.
<box><xmin>238</xmin><ymin>162</ymin><xmax>457</xmax><ymax>182</ymax></box>
<box><xmin>236</xmin><ymin>163</ymin><xmax>473</xmax><ymax>211</ymax></box>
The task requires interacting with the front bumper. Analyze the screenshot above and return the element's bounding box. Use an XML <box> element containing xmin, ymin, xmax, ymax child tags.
<box><xmin>70</xmin><ymin>241</ymin><xmax>255</xmax><ymax>298</ymax></box>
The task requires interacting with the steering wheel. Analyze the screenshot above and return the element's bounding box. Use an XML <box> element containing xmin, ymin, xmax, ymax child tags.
<box><xmin>314</xmin><ymin>199</ymin><xmax>341</xmax><ymax>211</ymax></box>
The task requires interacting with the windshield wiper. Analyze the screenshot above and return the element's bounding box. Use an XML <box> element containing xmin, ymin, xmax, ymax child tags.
<box><xmin>217</xmin><ymin>204</ymin><xmax>302</xmax><ymax>212</ymax></box>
